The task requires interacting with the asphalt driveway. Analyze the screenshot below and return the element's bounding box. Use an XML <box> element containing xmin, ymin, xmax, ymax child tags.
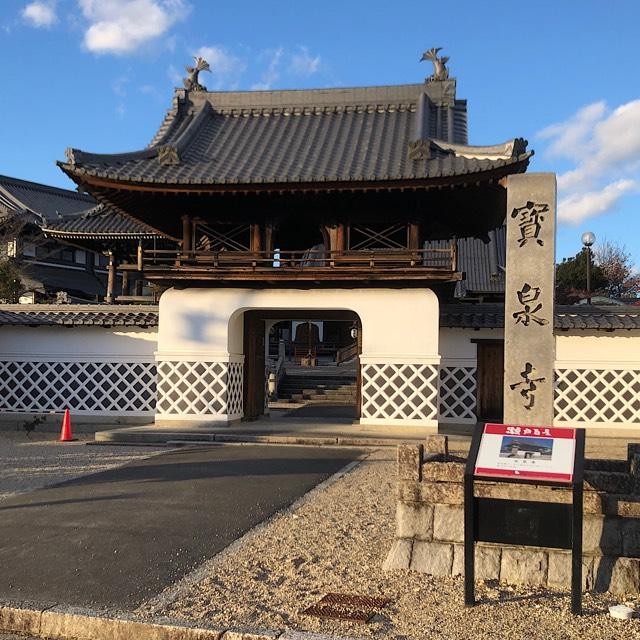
<box><xmin>0</xmin><ymin>444</ymin><xmax>361</xmax><ymax>611</ymax></box>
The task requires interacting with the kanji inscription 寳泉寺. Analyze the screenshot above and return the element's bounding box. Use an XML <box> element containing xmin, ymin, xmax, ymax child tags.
<box><xmin>512</xmin><ymin>283</ymin><xmax>549</xmax><ymax>326</ymax></box>
<box><xmin>509</xmin><ymin>362</ymin><xmax>546</xmax><ymax>410</ymax></box>
<box><xmin>510</xmin><ymin>201</ymin><xmax>549</xmax><ymax>247</ymax></box>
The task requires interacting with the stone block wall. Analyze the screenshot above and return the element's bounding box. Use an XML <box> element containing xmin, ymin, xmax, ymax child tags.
<box><xmin>384</xmin><ymin>437</ymin><xmax>640</xmax><ymax>595</ymax></box>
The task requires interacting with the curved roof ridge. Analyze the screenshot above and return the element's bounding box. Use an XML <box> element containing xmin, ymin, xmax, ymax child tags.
<box><xmin>432</xmin><ymin>138</ymin><xmax>530</xmax><ymax>160</ymax></box>
<box><xmin>169</xmin><ymin>101</ymin><xmax>213</xmax><ymax>153</ymax></box>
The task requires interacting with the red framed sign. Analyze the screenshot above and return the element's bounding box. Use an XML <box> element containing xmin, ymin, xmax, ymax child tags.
<box><xmin>474</xmin><ymin>423</ymin><xmax>577</xmax><ymax>483</ymax></box>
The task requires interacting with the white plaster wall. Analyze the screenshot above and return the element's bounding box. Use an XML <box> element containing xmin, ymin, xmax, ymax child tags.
<box><xmin>0</xmin><ymin>326</ymin><xmax>158</xmax><ymax>361</ymax></box>
<box><xmin>555</xmin><ymin>331</ymin><xmax>640</xmax><ymax>368</ymax></box>
<box><xmin>439</xmin><ymin>327</ymin><xmax>504</xmax><ymax>364</ymax></box>
<box><xmin>554</xmin><ymin>331</ymin><xmax>640</xmax><ymax>431</ymax></box>
<box><xmin>158</xmin><ymin>287</ymin><xmax>440</xmax><ymax>362</ymax></box>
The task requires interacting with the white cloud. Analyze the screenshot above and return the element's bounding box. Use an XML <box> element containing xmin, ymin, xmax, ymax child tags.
<box><xmin>251</xmin><ymin>47</ymin><xmax>284</xmax><ymax>90</ymax></box>
<box><xmin>192</xmin><ymin>45</ymin><xmax>247</xmax><ymax>89</ymax></box>
<box><xmin>22</xmin><ymin>1</ymin><xmax>57</xmax><ymax>28</ymax></box>
<box><xmin>289</xmin><ymin>46</ymin><xmax>321</xmax><ymax>76</ymax></box>
<box><xmin>558</xmin><ymin>180</ymin><xmax>637</xmax><ymax>224</ymax></box>
<box><xmin>167</xmin><ymin>64</ymin><xmax>182</xmax><ymax>86</ymax></box>
<box><xmin>538</xmin><ymin>99</ymin><xmax>640</xmax><ymax>224</ymax></box>
<box><xmin>78</xmin><ymin>0</ymin><xmax>189</xmax><ymax>55</ymax></box>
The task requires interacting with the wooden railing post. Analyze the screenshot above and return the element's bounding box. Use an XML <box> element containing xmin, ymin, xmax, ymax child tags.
<box><xmin>181</xmin><ymin>214</ymin><xmax>191</xmax><ymax>257</ymax></box>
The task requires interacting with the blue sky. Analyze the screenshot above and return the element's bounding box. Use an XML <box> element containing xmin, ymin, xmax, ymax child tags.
<box><xmin>1</xmin><ymin>0</ymin><xmax>639</xmax><ymax>265</ymax></box>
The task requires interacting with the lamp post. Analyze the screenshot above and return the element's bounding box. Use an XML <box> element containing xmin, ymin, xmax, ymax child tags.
<box><xmin>581</xmin><ymin>231</ymin><xmax>596</xmax><ymax>304</ymax></box>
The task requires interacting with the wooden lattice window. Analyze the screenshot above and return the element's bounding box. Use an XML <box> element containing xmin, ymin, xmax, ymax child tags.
<box><xmin>193</xmin><ymin>222</ymin><xmax>251</xmax><ymax>252</ymax></box>
<box><xmin>348</xmin><ymin>223</ymin><xmax>408</xmax><ymax>250</ymax></box>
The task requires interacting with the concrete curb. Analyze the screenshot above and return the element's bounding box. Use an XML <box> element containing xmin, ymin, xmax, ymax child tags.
<box><xmin>0</xmin><ymin>603</ymin><xmax>362</xmax><ymax>640</ymax></box>
<box><xmin>97</xmin><ymin>431</ymin><xmax>423</xmax><ymax>448</ymax></box>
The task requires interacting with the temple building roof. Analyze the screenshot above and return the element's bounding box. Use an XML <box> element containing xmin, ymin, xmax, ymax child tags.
<box><xmin>59</xmin><ymin>80</ymin><xmax>531</xmax><ymax>191</ymax></box>
<box><xmin>0</xmin><ymin>175</ymin><xmax>94</xmax><ymax>223</ymax></box>
<box><xmin>425</xmin><ymin>226</ymin><xmax>506</xmax><ymax>298</ymax></box>
<box><xmin>42</xmin><ymin>204</ymin><xmax>161</xmax><ymax>240</ymax></box>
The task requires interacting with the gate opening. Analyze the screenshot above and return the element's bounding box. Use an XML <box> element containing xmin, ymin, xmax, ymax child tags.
<box><xmin>242</xmin><ymin>310</ymin><xmax>362</xmax><ymax>422</ymax></box>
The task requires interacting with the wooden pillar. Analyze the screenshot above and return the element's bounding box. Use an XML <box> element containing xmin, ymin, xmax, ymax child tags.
<box><xmin>137</xmin><ymin>240</ymin><xmax>143</xmax><ymax>271</ymax></box>
<box><xmin>134</xmin><ymin>278</ymin><xmax>143</xmax><ymax>297</ymax></box>
<box><xmin>181</xmin><ymin>215</ymin><xmax>191</xmax><ymax>255</ymax></box>
<box><xmin>324</xmin><ymin>223</ymin><xmax>346</xmax><ymax>265</ymax></box>
<box><xmin>264</xmin><ymin>223</ymin><xmax>274</xmax><ymax>254</ymax></box>
<box><xmin>106</xmin><ymin>250</ymin><xmax>116</xmax><ymax>304</ymax></box>
<box><xmin>250</xmin><ymin>223</ymin><xmax>262</xmax><ymax>252</ymax></box>
<box><xmin>407</xmin><ymin>222</ymin><xmax>421</xmax><ymax>250</ymax></box>
<box><xmin>121</xmin><ymin>270</ymin><xmax>129</xmax><ymax>296</ymax></box>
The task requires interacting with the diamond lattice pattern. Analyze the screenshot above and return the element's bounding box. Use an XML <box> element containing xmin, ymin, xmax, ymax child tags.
<box><xmin>157</xmin><ymin>361</ymin><xmax>244</xmax><ymax>416</ymax></box>
<box><xmin>439</xmin><ymin>367</ymin><xmax>477</xmax><ymax>419</ymax></box>
<box><xmin>555</xmin><ymin>369</ymin><xmax>640</xmax><ymax>423</ymax></box>
<box><xmin>361</xmin><ymin>363</ymin><xmax>438</xmax><ymax>421</ymax></box>
<box><xmin>0</xmin><ymin>360</ymin><xmax>156</xmax><ymax>413</ymax></box>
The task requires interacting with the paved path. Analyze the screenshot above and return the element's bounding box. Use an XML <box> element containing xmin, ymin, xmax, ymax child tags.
<box><xmin>0</xmin><ymin>445</ymin><xmax>360</xmax><ymax>612</ymax></box>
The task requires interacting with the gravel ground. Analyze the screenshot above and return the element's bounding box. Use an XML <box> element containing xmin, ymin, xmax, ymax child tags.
<box><xmin>139</xmin><ymin>448</ymin><xmax>640</xmax><ymax>640</ymax></box>
<box><xmin>0</xmin><ymin>431</ymin><xmax>164</xmax><ymax>501</ymax></box>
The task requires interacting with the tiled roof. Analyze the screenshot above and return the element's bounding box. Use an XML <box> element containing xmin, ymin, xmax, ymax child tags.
<box><xmin>59</xmin><ymin>83</ymin><xmax>531</xmax><ymax>188</ymax></box>
<box><xmin>1</xmin><ymin>304</ymin><xmax>637</xmax><ymax>330</ymax></box>
<box><xmin>0</xmin><ymin>175</ymin><xmax>94</xmax><ymax>223</ymax></box>
<box><xmin>0</xmin><ymin>305</ymin><xmax>159</xmax><ymax>327</ymax></box>
<box><xmin>42</xmin><ymin>204</ymin><xmax>160</xmax><ymax>239</ymax></box>
<box><xmin>20</xmin><ymin>264</ymin><xmax>107</xmax><ymax>301</ymax></box>
<box><xmin>440</xmin><ymin>304</ymin><xmax>640</xmax><ymax>330</ymax></box>
<box><xmin>554</xmin><ymin>307</ymin><xmax>640</xmax><ymax>330</ymax></box>
<box><xmin>426</xmin><ymin>226</ymin><xmax>506</xmax><ymax>297</ymax></box>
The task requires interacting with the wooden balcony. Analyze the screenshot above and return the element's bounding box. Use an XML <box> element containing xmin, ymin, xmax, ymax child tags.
<box><xmin>122</xmin><ymin>246</ymin><xmax>462</xmax><ymax>284</ymax></box>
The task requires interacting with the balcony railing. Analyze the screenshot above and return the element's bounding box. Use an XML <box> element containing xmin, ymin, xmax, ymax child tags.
<box><xmin>124</xmin><ymin>245</ymin><xmax>460</xmax><ymax>282</ymax></box>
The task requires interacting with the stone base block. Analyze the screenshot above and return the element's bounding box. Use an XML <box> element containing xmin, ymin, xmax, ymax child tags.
<box><xmin>396</xmin><ymin>503</ymin><xmax>433</xmax><ymax>540</ymax></box>
<box><xmin>583</xmin><ymin>515</ymin><xmax>622</xmax><ymax>555</ymax></box>
<box><xmin>452</xmin><ymin>544</ymin><xmax>501</xmax><ymax>581</ymax></box>
<box><xmin>410</xmin><ymin>541</ymin><xmax>453</xmax><ymax>576</ymax></box>
<box><xmin>433</xmin><ymin>504</ymin><xmax>464</xmax><ymax>543</ymax></box>
<box><xmin>500</xmin><ymin>548</ymin><xmax>548</xmax><ymax>587</ymax></box>
<box><xmin>547</xmin><ymin>552</ymin><xmax>592</xmax><ymax>590</ymax></box>
<box><xmin>382</xmin><ymin>539</ymin><xmax>413</xmax><ymax>571</ymax></box>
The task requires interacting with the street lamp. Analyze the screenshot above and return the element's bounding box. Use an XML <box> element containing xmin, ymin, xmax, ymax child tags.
<box><xmin>581</xmin><ymin>231</ymin><xmax>596</xmax><ymax>304</ymax></box>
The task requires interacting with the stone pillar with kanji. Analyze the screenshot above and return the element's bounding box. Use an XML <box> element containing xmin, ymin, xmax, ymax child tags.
<box><xmin>504</xmin><ymin>173</ymin><xmax>556</xmax><ymax>426</ymax></box>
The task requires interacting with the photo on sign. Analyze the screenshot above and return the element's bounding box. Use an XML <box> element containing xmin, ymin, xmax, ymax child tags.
<box><xmin>499</xmin><ymin>436</ymin><xmax>553</xmax><ymax>461</ymax></box>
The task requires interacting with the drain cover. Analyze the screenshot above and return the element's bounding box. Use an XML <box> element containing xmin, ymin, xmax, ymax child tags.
<box><xmin>302</xmin><ymin>592</ymin><xmax>390</xmax><ymax>623</ymax></box>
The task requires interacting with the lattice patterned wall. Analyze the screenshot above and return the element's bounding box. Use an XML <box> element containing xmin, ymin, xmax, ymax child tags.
<box><xmin>156</xmin><ymin>360</ymin><xmax>243</xmax><ymax>418</ymax></box>
<box><xmin>0</xmin><ymin>360</ymin><xmax>156</xmax><ymax>414</ymax></box>
<box><xmin>555</xmin><ymin>368</ymin><xmax>640</xmax><ymax>424</ymax></box>
<box><xmin>361</xmin><ymin>363</ymin><xmax>439</xmax><ymax>423</ymax></box>
<box><xmin>439</xmin><ymin>366</ymin><xmax>477</xmax><ymax>421</ymax></box>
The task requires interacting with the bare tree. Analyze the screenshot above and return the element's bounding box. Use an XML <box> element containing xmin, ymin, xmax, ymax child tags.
<box><xmin>594</xmin><ymin>239</ymin><xmax>640</xmax><ymax>300</ymax></box>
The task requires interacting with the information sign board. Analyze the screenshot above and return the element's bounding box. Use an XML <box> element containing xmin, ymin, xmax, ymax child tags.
<box><xmin>475</xmin><ymin>424</ymin><xmax>576</xmax><ymax>483</ymax></box>
<box><xmin>464</xmin><ymin>423</ymin><xmax>585</xmax><ymax>615</ymax></box>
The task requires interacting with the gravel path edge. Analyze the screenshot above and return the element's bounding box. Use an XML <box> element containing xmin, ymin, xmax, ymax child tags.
<box><xmin>139</xmin><ymin>450</ymin><xmax>372</xmax><ymax>617</ymax></box>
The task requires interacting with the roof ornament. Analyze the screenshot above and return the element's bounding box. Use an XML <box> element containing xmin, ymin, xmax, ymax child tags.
<box><xmin>421</xmin><ymin>47</ymin><xmax>449</xmax><ymax>82</ymax></box>
<box><xmin>183</xmin><ymin>56</ymin><xmax>211</xmax><ymax>92</ymax></box>
<box><xmin>157</xmin><ymin>144</ymin><xmax>181</xmax><ymax>166</ymax></box>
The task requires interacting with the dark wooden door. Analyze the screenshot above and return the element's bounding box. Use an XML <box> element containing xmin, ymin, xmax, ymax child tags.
<box><xmin>476</xmin><ymin>341</ymin><xmax>504</xmax><ymax>421</ymax></box>
<box><xmin>243</xmin><ymin>312</ymin><xmax>265</xmax><ymax>421</ymax></box>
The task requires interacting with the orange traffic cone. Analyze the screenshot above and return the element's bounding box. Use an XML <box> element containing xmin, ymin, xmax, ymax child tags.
<box><xmin>59</xmin><ymin>409</ymin><xmax>75</xmax><ymax>442</ymax></box>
